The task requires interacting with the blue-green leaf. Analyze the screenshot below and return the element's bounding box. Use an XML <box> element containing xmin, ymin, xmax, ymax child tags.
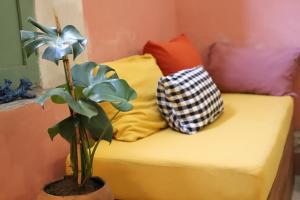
<box><xmin>72</xmin><ymin>62</ymin><xmax>97</xmax><ymax>87</ymax></box>
<box><xmin>110</xmin><ymin>79</ymin><xmax>137</xmax><ymax>101</ymax></box>
<box><xmin>50</xmin><ymin>84</ymin><xmax>67</xmax><ymax>104</ymax></box>
<box><xmin>77</xmin><ymin>100</ymin><xmax>99</xmax><ymax>117</ymax></box>
<box><xmin>23</xmin><ymin>37</ymin><xmax>51</xmax><ymax>57</ymax></box>
<box><xmin>72</xmin><ymin>63</ymin><xmax>119</xmax><ymax>88</ymax></box>
<box><xmin>83</xmin><ymin>79</ymin><xmax>137</xmax><ymax>112</ymax></box>
<box><xmin>21</xmin><ymin>18</ymin><xmax>87</xmax><ymax>64</ymax></box>
<box><xmin>80</xmin><ymin>103</ymin><xmax>113</xmax><ymax>143</ymax></box>
<box><xmin>48</xmin><ymin>116</ymin><xmax>76</xmax><ymax>142</ymax></box>
<box><xmin>37</xmin><ymin>88</ymin><xmax>98</xmax><ymax>118</ymax></box>
<box><xmin>72</xmin><ymin>42</ymin><xmax>85</xmax><ymax>60</ymax></box>
<box><xmin>51</xmin><ymin>95</ymin><xmax>66</xmax><ymax>104</ymax></box>
<box><xmin>61</xmin><ymin>25</ymin><xmax>87</xmax><ymax>43</ymax></box>
<box><xmin>20</xmin><ymin>30</ymin><xmax>46</xmax><ymax>42</ymax></box>
<box><xmin>61</xmin><ymin>25</ymin><xmax>87</xmax><ymax>59</ymax></box>
<box><xmin>93</xmin><ymin>65</ymin><xmax>119</xmax><ymax>81</ymax></box>
<box><xmin>42</xmin><ymin>45</ymin><xmax>72</xmax><ymax>64</ymax></box>
<box><xmin>74</xmin><ymin>86</ymin><xmax>85</xmax><ymax>100</ymax></box>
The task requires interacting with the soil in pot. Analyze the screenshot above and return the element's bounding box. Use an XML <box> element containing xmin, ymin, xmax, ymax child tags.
<box><xmin>44</xmin><ymin>176</ymin><xmax>104</xmax><ymax>196</ymax></box>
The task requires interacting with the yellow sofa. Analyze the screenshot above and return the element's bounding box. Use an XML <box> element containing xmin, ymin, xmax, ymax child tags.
<box><xmin>66</xmin><ymin>55</ymin><xmax>293</xmax><ymax>200</ymax></box>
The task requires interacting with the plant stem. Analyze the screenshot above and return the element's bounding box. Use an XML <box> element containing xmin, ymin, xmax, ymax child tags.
<box><xmin>62</xmin><ymin>57</ymin><xmax>82</xmax><ymax>185</ymax></box>
<box><xmin>53</xmin><ymin>11</ymin><xmax>81</xmax><ymax>183</ymax></box>
<box><xmin>62</xmin><ymin>65</ymin><xmax>74</xmax><ymax>115</ymax></box>
<box><xmin>80</xmin><ymin>126</ymin><xmax>92</xmax><ymax>185</ymax></box>
<box><xmin>83</xmin><ymin>128</ymin><xmax>92</xmax><ymax>165</ymax></box>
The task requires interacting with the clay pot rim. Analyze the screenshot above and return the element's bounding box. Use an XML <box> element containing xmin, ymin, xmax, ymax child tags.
<box><xmin>42</xmin><ymin>176</ymin><xmax>105</xmax><ymax>197</ymax></box>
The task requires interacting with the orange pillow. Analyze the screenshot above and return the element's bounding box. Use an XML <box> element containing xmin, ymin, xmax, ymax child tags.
<box><xmin>143</xmin><ymin>34</ymin><xmax>203</xmax><ymax>75</ymax></box>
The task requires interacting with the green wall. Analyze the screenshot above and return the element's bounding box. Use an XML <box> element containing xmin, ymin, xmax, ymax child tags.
<box><xmin>0</xmin><ymin>0</ymin><xmax>39</xmax><ymax>88</ymax></box>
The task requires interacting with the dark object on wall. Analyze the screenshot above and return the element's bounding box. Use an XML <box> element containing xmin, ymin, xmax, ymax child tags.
<box><xmin>0</xmin><ymin>78</ymin><xmax>36</xmax><ymax>103</ymax></box>
<box><xmin>0</xmin><ymin>79</ymin><xmax>13</xmax><ymax>97</ymax></box>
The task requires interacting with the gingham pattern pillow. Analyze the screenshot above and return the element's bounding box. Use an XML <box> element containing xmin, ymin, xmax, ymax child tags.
<box><xmin>156</xmin><ymin>66</ymin><xmax>224</xmax><ymax>134</ymax></box>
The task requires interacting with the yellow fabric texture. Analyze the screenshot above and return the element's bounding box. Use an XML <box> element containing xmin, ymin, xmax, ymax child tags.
<box><xmin>67</xmin><ymin>94</ymin><xmax>293</xmax><ymax>200</ymax></box>
<box><xmin>101</xmin><ymin>54</ymin><xmax>167</xmax><ymax>141</ymax></box>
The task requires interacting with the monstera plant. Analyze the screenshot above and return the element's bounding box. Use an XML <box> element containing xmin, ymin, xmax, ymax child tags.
<box><xmin>21</xmin><ymin>15</ymin><xmax>136</xmax><ymax>199</ymax></box>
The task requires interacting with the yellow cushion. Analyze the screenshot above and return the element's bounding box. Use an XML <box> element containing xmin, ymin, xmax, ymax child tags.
<box><xmin>102</xmin><ymin>54</ymin><xmax>167</xmax><ymax>141</ymax></box>
<box><xmin>67</xmin><ymin>94</ymin><xmax>293</xmax><ymax>200</ymax></box>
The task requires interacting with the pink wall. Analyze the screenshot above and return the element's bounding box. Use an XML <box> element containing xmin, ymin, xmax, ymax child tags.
<box><xmin>0</xmin><ymin>102</ymin><xmax>69</xmax><ymax>200</ymax></box>
<box><xmin>175</xmin><ymin>0</ymin><xmax>300</xmax><ymax>129</ymax></box>
<box><xmin>176</xmin><ymin>0</ymin><xmax>248</xmax><ymax>58</ymax></box>
<box><xmin>4</xmin><ymin>2</ymin><xmax>297</xmax><ymax>200</ymax></box>
<box><xmin>82</xmin><ymin>0</ymin><xmax>300</xmax><ymax>128</ymax></box>
<box><xmin>82</xmin><ymin>0</ymin><xmax>178</xmax><ymax>63</ymax></box>
<box><xmin>176</xmin><ymin>0</ymin><xmax>300</xmax><ymax>52</ymax></box>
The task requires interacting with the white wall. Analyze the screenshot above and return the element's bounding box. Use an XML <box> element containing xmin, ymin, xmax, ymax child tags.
<box><xmin>35</xmin><ymin>0</ymin><xmax>87</xmax><ymax>89</ymax></box>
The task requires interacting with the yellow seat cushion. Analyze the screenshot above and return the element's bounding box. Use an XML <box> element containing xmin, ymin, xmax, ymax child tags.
<box><xmin>67</xmin><ymin>94</ymin><xmax>293</xmax><ymax>200</ymax></box>
<box><xmin>101</xmin><ymin>54</ymin><xmax>167</xmax><ymax>141</ymax></box>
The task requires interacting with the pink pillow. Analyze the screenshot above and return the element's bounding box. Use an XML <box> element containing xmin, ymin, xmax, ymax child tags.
<box><xmin>207</xmin><ymin>43</ymin><xmax>300</xmax><ymax>96</ymax></box>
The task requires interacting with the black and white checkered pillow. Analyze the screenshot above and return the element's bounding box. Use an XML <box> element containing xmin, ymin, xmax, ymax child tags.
<box><xmin>156</xmin><ymin>66</ymin><xmax>224</xmax><ymax>134</ymax></box>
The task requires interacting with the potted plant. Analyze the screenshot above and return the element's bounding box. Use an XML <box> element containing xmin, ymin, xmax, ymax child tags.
<box><xmin>20</xmin><ymin>13</ymin><xmax>136</xmax><ymax>200</ymax></box>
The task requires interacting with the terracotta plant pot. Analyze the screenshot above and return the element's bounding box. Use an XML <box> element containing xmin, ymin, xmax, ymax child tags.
<box><xmin>37</xmin><ymin>177</ymin><xmax>113</xmax><ymax>200</ymax></box>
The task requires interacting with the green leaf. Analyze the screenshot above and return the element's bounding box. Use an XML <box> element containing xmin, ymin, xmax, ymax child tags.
<box><xmin>72</xmin><ymin>62</ymin><xmax>98</xmax><ymax>87</ymax></box>
<box><xmin>21</xmin><ymin>18</ymin><xmax>87</xmax><ymax>64</ymax></box>
<box><xmin>77</xmin><ymin>99</ymin><xmax>99</xmax><ymax>118</ymax></box>
<box><xmin>23</xmin><ymin>37</ymin><xmax>51</xmax><ymax>57</ymax></box>
<box><xmin>51</xmin><ymin>85</ymin><xmax>67</xmax><ymax>104</ymax></box>
<box><xmin>83</xmin><ymin>79</ymin><xmax>137</xmax><ymax>112</ymax></box>
<box><xmin>80</xmin><ymin>103</ymin><xmax>113</xmax><ymax>143</ymax></box>
<box><xmin>73</xmin><ymin>62</ymin><xmax>136</xmax><ymax>111</ymax></box>
<box><xmin>61</xmin><ymin>25</ymin><xmax>87</xmax><ymax>59</ymax></box>
<box><xmin>48</xmin><ymin>116</ymin><xmax>76</xmax><ymax>142</ymax></box>
<box><xmin>42</xmin><ymin>45</ymin><xmax>72</xmax><ymax>64</ymax></box>
<box><xmin>72</xmin><ymin>42</ymin><xmax>85</xmax><ymax>60</ymax></box>
<box><xmin>20</xmin><ymin>30</ymin><xmax>46</xmax><ymax>42</ymax></box>
<box><xmin>72</xmin><ymin>63</ymin><xmax>119</xmax><ymax>87</ymax></box>
<box><xmin>61</xmin><ymin>25</ymin><xmax>87</xmax><ymax>45</ymax></box>
<box><xmin>27</xmin><ymin>17</ymin><xmax>57</xmax><ymax>36</ymax></box>
<box><xmin>93</xmin><ymin>65</ymin><xmax>119</xmax><ymax>81</ymax></box>
<box><xmin>37</xmin><ymin>88</ymin><xmax>98</xmax><ymax>118</ymax></box>
<box><xmin>50</xmin><ymin>95</ymin><xmax>66</xmax><ymax>104</ymax></box>
<box><xmin>37</xmin><ymin>88</ymin><xmax>67</xmax><ymax>106</ymax></box>
<box><xmin>74</xmin><ymin>86</ymin><xmax>85</xmax><ymax>100</ymax></box>
<box><xmin>110</xmin><ymin>79</ymin><xmax>137</xmax><ymax>101</ymax></box>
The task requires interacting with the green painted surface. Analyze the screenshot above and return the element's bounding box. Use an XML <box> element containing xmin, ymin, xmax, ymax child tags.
<box><xmin>0</xmin><ymin>0</ymin><xmax>39</xmax><ymax>88</ymax></box>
